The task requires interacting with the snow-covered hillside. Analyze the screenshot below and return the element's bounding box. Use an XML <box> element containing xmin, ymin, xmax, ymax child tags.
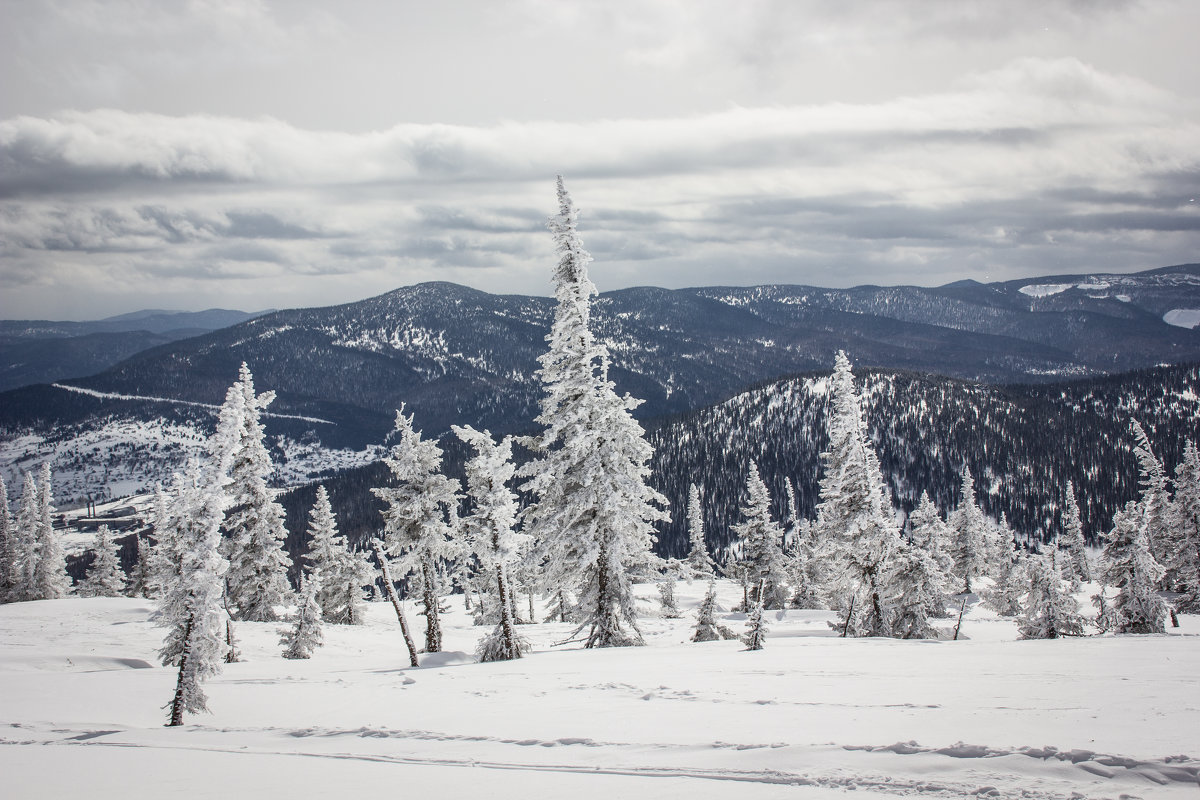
<box><xmin>1</xmin><ymin>581</ymin><xmax>1196</xmax><ymax>799</ymax></box>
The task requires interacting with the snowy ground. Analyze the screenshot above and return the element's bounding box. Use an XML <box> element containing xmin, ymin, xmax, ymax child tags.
<box><xmin>1</xmin><ymin>581</ymin><xmax>1197</xmax><ymax>799</ymax></box>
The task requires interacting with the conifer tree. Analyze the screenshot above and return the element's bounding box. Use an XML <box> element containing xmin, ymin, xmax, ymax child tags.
<box><xmin>907</xmin><ymin>492</ymin><xmax>954</xmax><ymax>617</ymax></box>
<box><xmin>1129</xmin><ymin>420</ymin><xmax>1172</xmax><ymax>586</ymax></box>
<box><xmin>11</xmin><ymin>472</ymin><xmax>40</xmax><ymax>601</ymax></box>
<box><xmin>303</xmin><ymin>486</ymin><xmax>372</xmax><ymax>624</ymax></box>
<box><xmin>785</xmin><ymin>518</ymin><xmax>824</xmax><ymax>609</ymax></box>
<box><xmin>32</xmin><ymin>463</ymin><xmax>70</xmax><ymax>600</ymax></box>
<box><xmin>281</xmin><ymin>574</ymin><xmax>324</xmax><ymax>659</ymax></box>
<box><xmin>147</xmin><ymin>483</ymin><xmax>179</xmax><ymax>599</ymax></box>
<box><xmin>453</xmin><ymin>425</ymin><xmax>530</xmax><ymax>662</ymax></box>
<box><xmin>159</xmin><ymin>461</ymin><xmax>230</xmax><ymax>725</ymax></box>
<box><xmin>1165</xmin><ymin>441</ymin><xmax>1200</xmax><ymax>609</ymax></box>
<box><xmin>656</xmin><ymin>559</ymin><xmax>683</xmax><ymax>619</ymax></box>
<box><xmin>984</xmin><ymin>548</ymin><xmax>1027</xmax><ymax>617</ymax></box>
<box><xmin>79</xmin><ymin>525</ymin><xmax>125</xmax><ymax>597</ymax></box>
<box><xmin>127</xmin><ymin>535</ymin><xmax>153</xmax><ymax>598</ymax></box>
<box><xmin>889</xmin><ymin>539</ymin><xmax>946</xmax><ymax>639</ymax></box>
<box><xmin>1018</xmin><ymin>546</ymin><xmax>1085</xmax><ymax>639</ymax></box>
<box><xmin>220</xmin><ymin>364</ymin><xmax>292</xmax><ymax>622</ymax></box>
<box><xmin>742</xmin><ymin>580</ymin><xmax>768</xmax><ymax>651</ymax></box>
<box><xmin>683</xmin><ymin>484</ymin><xmax>715</xmax><ymax>580</ymax></box>
<box><xmin>1100</xmin><ymin>499</ymin><xmax>1166</xmax><ymax>634</ymax></box>
<box><xmin>947</xmin><ymin>467</ymin><xmax>990</xmax><ymax>594</ymax></box>
<box><xmin>374</xmin><ymin>408</ymin><xmax>462</xmax><ymax>653</ymax></box>
<box><xmin>0</xmin><ymin>474</ymin><xmax>12</xmax><ymax>602</ymax></box>
<box><xmin>731</xmin><ymin>463</ymin><xmax>788</xmax><ymax>609</ymax></box>
<box><xmin>692</xmin><ymin>580</ymin><xmax>736</xmax><ymax>642</ymax></box>
<box><xmin>1060</xmin><ymin>482</ymin><xmax>1091</xmax><ymax>584</ymax></box>
<box><xmin>814</xmin><ymin>351</ymin><xmax>899</xmax><ymax>636</ymax></box>
<box><xmin>519</xmin><ymin>178</ymin><xmax>666</xmax><ymax>648</ymax></box>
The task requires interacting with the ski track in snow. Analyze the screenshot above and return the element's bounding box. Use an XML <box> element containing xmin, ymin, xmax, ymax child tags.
<box><xmin>7</xmin><ymin>721</ymin><xmax>1193</xmax><ymax>799</ymax></box>
<box><xmin>51</xmin><ymin>383</ymin><xmax>335</xmax><ymax>425</ymax></box>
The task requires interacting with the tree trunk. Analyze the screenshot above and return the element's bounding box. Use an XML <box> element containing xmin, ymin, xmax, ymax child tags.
<box><xmin>166</xmin><ymin>613</ymin><xmax>195</xmax><ymax>727</ymax></box>
<box><xmin>421</xmin><ymin>558</ymin><xmax>442</xmax><ymax>653</ymax></box>
<box><xmin>496</xmin><ymin>564</ymin><xmax>520</xmax><ymax>659</ymax></box>
<box><xmin>372</xmin><ymin>542</ymin><xmax>419</xmax><ymax>667</ymax></box>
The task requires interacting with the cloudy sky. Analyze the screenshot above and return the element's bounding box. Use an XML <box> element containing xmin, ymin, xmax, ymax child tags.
<box><xmin>1</xmin><ymin>0</ymin><xmax>1198</xmax><ymax>320</ymax></box>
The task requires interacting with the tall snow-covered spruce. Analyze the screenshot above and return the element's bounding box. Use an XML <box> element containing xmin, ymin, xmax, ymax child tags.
<box><xmin>814</xmin><ymin>351</ymin><xmax>900</xmax><ymax>637</ymax></box>
<box><xmin>373</xmin><ymin>408</ymin><xmax>462</xmax><ymax>653</ymax></box>
<box><xmin>159</xmin><ymin>461</ymin><xmax>229</xmax><ymax>726</ymax></box>
<box><xmin>454</xmin><ymin>425</ymin><xmax>530</xmax><ymax>662</ymax></box>
<box><xmin>79</xmin><ymin>525</ymin><xmax>125</xmax><ymax>597</ymax></box>
<box><xmin>303</xmin><ymin>486</ymin><xmax>371</xmax><ymax>625</ymax></box>
<box><xmin>519</xmin><ymin>177</ymin><xmax>667</xmax><ymax>648</ymax></box>
<box><xmin>731</xmin><ymin>463</ymin><xmax>788</xmax><ymax>609</ymax></box>
<box><xmin>219</xmin><ymin>364</ymin><xmax>293</xmax><ymax>623</ymax></box>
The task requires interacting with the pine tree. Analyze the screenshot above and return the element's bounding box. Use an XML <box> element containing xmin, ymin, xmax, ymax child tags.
<box><xmin>814</xmin><ymin>351</ymin><xmax>899</xmax><ymax>637</ymax></box>
<box><xmin>683</xmin><ymin>484</ymin><xmax>715</xmax><ymax>580</ymax></box>
<box><xmin>79</xmin><ymin>525</ymin><xmax>125</xmax><ymax>597</ymax></box>
<box><xmin>127</xmin><ymin>535</ymin><xmax>153</xmax><ymax>598</ymax></box>
<box><xmin>1018</xmin><ymin>546</ymin><xmax>1085</xmax><ymax>639</ymax></box>
<box><xmin>907</xmin><ymin>492</ymin><xmax>954</xmax><ymax>617</ymax></box>
<box><xmin>1130</xmin><ymin>420</ymin><xmax>1172</xmax><ymax>587</ymax></box>
<box><xmin>519</xmin><ymin>178</ymin><xmax>667</xmax><ymax>648</ymax></box>
<box><xmin>453</xmin><ymin>425</ymin><xmax>530</xmax><ymax>662</ymax></box>
<box><xmin>159</xmin><ymin>461</ymin><xmax>230</xmax><ymax>725</ymax></box>
<box><xmin>303</xmin><ymin>486</ymin><xmax>372</xmax><ymax>624</ymax></box>
<box><xmin>147</xmin><ymin>482</ymin><xmax>179</xmax><ymax>599</ymax></box>
<box><xmin>32</xmin><ymin>463</ymin><xmax>70</xmax><ymax>600</ymax></box>
<box><xmin>947</xmin><ymin>467</ymin><xmax>990</xmax><ymax>594</ymax></box>
<box><xmin>692</xmin><ymin>580</ymin><xmax>736</xmax><ymax>642</ymax></box>
<box><xmin>1100</xmin><ymin>499</ymin><xmax>1166</xmax><ymax>634</ymax></box>
<box><xmin>1165</xmin><ymin>441</ymin><xmax>1200</xmax><ymax>610</ymax></box>
<box><xmin>889</xmin><ymin>539</ymin><xmax>946</xmax><ymax>639</ymax></box>
<box><xmin>731</xmin><ymin>463</ymin><xmax>788</xmax><ymax>610</ymax></box>
<box><xmin>0</xmin><ymin>474</ymin><xmax>12</xmax><ymax>602</ymax></box>
<box><xmin>220</xmin><ymin>364</ymin><xmax>292</xmax><ymax>622</ymax></box>
<box><xmin>785</xmin><ymin>518</ymin><xmax>824</xmax><ymax>609</ymax></box>
<box><xmin>656</xmin><ymin>559</ymin><xmax>683</xmax><ymax>619</ymax></box>
<box><xmin>1060</xmin><ymin>482</ymin><xmax>1091</xmax><ymax>584</ymax></box>
<box><xmin>281</xmin><ymin>574</ymin><xmax>324</xmax><ymax>659</ymax></box>
<box><xmin>374</xmin><ymin>408</ymin><xmax>462</xmax><ymax>653</ymax></box>
<box><xmin>742</xmin><ymin>580</ymin><xmax>768</xmax><ymax>651</ymax></box>
<box><xmin>984</xmin><ymin>548</ymin><xmax>1027</xmax><ymax>617</ymax></box>
<box><xmin>11</xmin><ymin>472</ymin><xmax>40</xmax><ymax>601</ymax></box>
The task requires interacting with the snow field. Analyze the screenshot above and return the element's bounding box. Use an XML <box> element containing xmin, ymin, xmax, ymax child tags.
<box><xmin>1</xmin><ymin>580</ymin><xmax>1198</xmax><ymax>799</ymax></box>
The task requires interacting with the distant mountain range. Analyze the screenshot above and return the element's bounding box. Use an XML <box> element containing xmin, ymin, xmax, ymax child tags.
<box><xmin>2</xmin><ymin>264</ymin><xmax>1200</xmax><ymax>539</ymax></box>
<box><xmin>0</xmin><ymin>308</ymin><xmax>271</xmax><ymax>392</ymax></box>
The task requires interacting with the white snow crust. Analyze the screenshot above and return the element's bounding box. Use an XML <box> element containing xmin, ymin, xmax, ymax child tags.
<box><xmin>1018</xmin><ymin>284</ymin><xmax>1073</xmax><ymax>298</ymax></box>
<box><xmin>1</xmin><ymin>581</ymin><xmax>1197</xmax><ymax>799</ymax></box>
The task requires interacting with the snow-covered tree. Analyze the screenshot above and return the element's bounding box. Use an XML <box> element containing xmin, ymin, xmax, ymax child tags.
<box><xmin>10</xmin><ymin>472</ymin><xmax>40</xmax><ymax>601</ymax></box>
<box><xmin>519</xmin><ymin>178</ymin><xmax>667</xmax><ymax>648</ymax></box>
<box><xmin>814</xmin><ymin>351</ymin><xmax>900</xmax><ymax>637</ymax></box>
<box><xmin>785</xmin><ymin>518</ymin><xmax>824</xmax><ymax>609</ymax></box>
<box><xmin>692</xmin><ymin>580</ymin><xmax>736</xmax><ymax>642</ymax></box>
<box><xmin>947</xmin><ymin>467</ymin><xmax>990</xmax><ymax>594</ymax></box>
<box><xmin>303</xmin><ymin>486</ymin><xmax>372</xmax><ymax>625</ymax></box>
<box><xmin>889</xmin><ymin>538</ymin><xmax>947</xmax><ymax>639</ymax></box>
<box><xmin>656</xmin><ymin>559</ymin><xmax>683</xmax><ymax>619</ymax></box>
<box><xmin>147</xmin><ymin>483</ymin><xmax>179</xmax><ymax>599</ymax></box>
<box><xmin>683</xmin><ymin>484</ymin><xmax>716</xmax><ymax>580</ymax></box>
<box><xmin>1100</xmin><ymin>498</ymin><xmax>1166</xmax><ymax>634</ymax></box>
<box><xmin>984</xmin><ymin>548</ymin><xmax>1027</xmax><ymax>617</ymax></box>
<box><xmin>1166</xmin><ymin>441</ymin><xmax>1200</xmax><ymax>610</ymax></box>
<box><xmin>1129</xmin><ymin>420</ymin><xmax>1172</xmax><ymax>583</ymax></box>
<box><xmin>374</xmin><ymin>408</ymin><xmax>462</xmax><ymax>653</ymax></box>
<box><xmin>281</xmin><ymin>574</ymin><xmax>324</xmax><ymax>660</ymax></box>
<box><xmin>127</xmin><ymin>535</ymin><xmax>153</xmax><ymax>599</ymax></box>
<box><xmin>453</xmin><ymin>425</ymin><xmax>530</xmax><ymax>662</ymax></box>
<box><xmin>0</xmin><ymin>474</ymin><xmax>12</xmax><ymax>602</ymax></box>
<box><xmin>742</xmin><ymin>581</ymin><xmax>768</xmax><ymax>651</ymax></box>
<box><xmin>907</xmin><ymin>492</ymin><xmax>954</xmax><ymax>617</ymax></box>
<box><xmin>1018</xmin><ymin>546</ymin><xmax>1085</xmax><ymax>640</ymax></box>
<box><xmin>78</xmin><ymin>525</ymin><xmax>125</xmax><ymax>597</ymax></box>
<box><xmin>32</xmin><ymin>463</ymin><xmax>70</xmax><ymax>600</ymax></box>
<box><xmin>159</xmin><ymin>461</ymin><xmax>230</xmax><ymax>725</ymax></box>
<box><xmin>219</xmin><ymin>364</ymin><xmax>292</xmax><ymax>622</ymax></box>
<box><xmin>731</xmin><ymin>463</ymin><xmax>789</xmax><ymax>609</ymax></box>
<box><xmin>1059</xmin><ymin>482</ymin><xmax>1091</xmax><ymax>584</ymax></box>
